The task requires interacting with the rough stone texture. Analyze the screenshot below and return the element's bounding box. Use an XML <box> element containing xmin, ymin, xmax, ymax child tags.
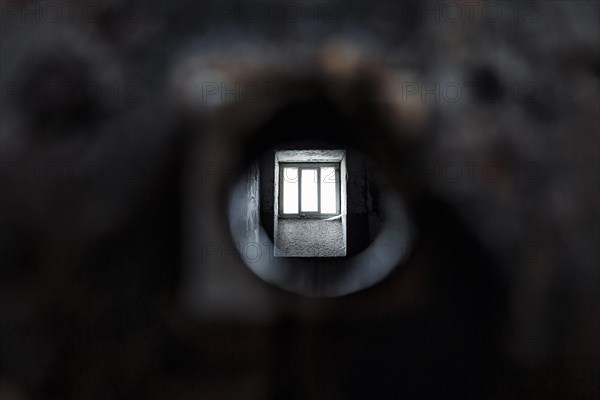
<box><xmin>230</xmin><ymin>161</ymin><xmax>260</xmax><ymax>246</ymax></box>
<box><xmin>275</xmin><ymin>219</ymin><xmax>346</xmax><ymax>257</ymax></box>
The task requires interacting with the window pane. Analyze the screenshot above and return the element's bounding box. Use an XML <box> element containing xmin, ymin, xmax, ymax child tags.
<box><xmin>301</xmin><ymin>169</ymin><xmax>318</xmax><ymax>212</ymax></box>
<box><xmin>282</xmin><ymin>167</ymin><xmax>298</xmax><ymax>214</ymax></box>
<box><xmin>321</xmin><ymin>167</ymin><xmax>337</xmax><ymax>213</ymax></box>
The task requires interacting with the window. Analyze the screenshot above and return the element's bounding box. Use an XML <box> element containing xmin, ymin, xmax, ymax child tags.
<box><xmin>279</xmin><ymin>163</ymin><xmax>340</xmax><ymax>217</ymax></box>
<box><xmin>274</xmin><ymin>150</ymin><xmax>347</xmax><ymax>257</ymax></box>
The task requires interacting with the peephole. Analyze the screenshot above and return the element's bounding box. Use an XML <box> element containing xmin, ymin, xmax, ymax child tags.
<box><xmin>179</xmin><ymin>53</ymin><xmax>427</xmax><ymax>299</ymax></box>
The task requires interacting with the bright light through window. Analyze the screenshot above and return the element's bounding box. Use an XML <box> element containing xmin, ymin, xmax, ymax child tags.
<box><xmin>320</xmin><ymin>167</ymin><xmax>337</xmax><ymax>213</ymax></box>
<box><xmin>280</xmin><ymin>163</ymin><xmax>340</xmax><ymax>216</ymax></box>
<box><xmin>301</xmin><ymin>169</ymin><xmax>318</xmax><ymax>212</ymax></box>
<box><xmin>282</xmin><ymin>167</ymin><xmax>298</xmax><ymax>214</ymax></box>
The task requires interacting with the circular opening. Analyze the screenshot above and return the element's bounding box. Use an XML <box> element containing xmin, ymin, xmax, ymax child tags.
<box><xmin>228</xmin><ymin>142</ymin><xmax>415</xmax><ymax>297</ymax></box>
<box><xmin>198</xmin><ymin>72</ymin><xmax>424</xmax><ymax>297</ymax></box>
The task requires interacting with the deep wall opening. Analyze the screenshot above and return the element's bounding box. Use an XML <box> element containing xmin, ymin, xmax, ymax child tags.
<box><xmin>259</xmin><ymin>146</ymin><xmax>382</xmax><ymax>258</ymax></box>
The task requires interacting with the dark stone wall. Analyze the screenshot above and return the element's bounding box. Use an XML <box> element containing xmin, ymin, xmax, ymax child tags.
<box><xmin>0</xmin><ymin>1</ymin><xmax>598</xmax><ymax>399</ymax></box>
<box><xmin>231</xmin><ymin>161</ymin><xmax>260</xmax><ymax>247</ymax></box>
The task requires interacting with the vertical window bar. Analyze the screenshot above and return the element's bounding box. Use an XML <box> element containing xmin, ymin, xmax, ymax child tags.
<box><xmin>298</xmin><ymin>167</ymin><xmax>302</xmax><ymax>215</ymax></box>
<box><xmin>336</xmin><ymin>167</ymin><xmax>340</xmax><ymax>214</ymax></box>
<box><xmin>317</xmin><ymin>167</ymin><xmax>321</xmax><ymax>214</ymax></box>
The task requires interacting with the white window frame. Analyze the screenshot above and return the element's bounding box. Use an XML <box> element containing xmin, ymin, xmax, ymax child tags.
<box><xmin>278</xmin><ymin>162</ymin><xmax>341</xmax><ymax>218</ymax></box>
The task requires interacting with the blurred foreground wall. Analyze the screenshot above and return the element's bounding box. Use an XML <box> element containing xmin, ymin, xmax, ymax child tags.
<box><xmin>0</xmin><ymin>1</ymin><xmax>599</xmax><ymax>399</ymax></box>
